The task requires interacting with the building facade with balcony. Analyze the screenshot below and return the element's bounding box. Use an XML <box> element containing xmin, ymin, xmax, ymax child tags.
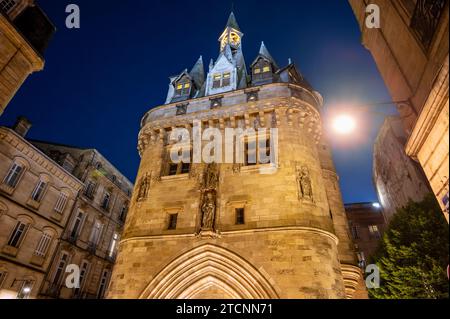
<box><xmin>0</xmin><ymin>118</ymin><xmax>83</xmax><ymax>299</ymax></box>
<box><xmin>32</xmin><ymin>141</ymin><xmax>133</xmax><ymax>299</ymax></box>
<box><xmin>0</xmin><ymin>0</ymin><xmax>55</xmax><ymax>116</ymax></box>
<box><xmin>348</xmin><ymin>0</ymin><xmax>449</xmax><ymax>221</ymax></box>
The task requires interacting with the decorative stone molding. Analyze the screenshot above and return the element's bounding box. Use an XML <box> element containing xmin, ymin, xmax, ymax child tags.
<box><xmin>0</xmin><ymin>128</ymin><xmax>84</xmax><ymax>190</ymax></box>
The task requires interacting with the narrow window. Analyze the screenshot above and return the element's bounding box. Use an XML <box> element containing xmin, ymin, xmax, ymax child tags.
<box><xmin>222</xmin><ymin>72</ymin><xmax>231</xmax><ymax>86</ymax></box>
<box><xmin>263</xmin><ymin>66</ymin><xmax>271</xmax><ymax>73</ymax></box>
<box><xmin>74</xmin><ymin>261</ymin><xmax>90</xmax><ymax>297</ymax></box>
<box><xmin>212</xmin><ymin>74</ymin><xmax>221</xmax><ymax>88</ymax></box>
<box><xmin>54</xmin><ymin>193</ymin><xmax>69</xmax><ymax>214</ymax></box>
<box><xmin>351</xmin><ymin>225</ymin><xmax>359</xmax><ymax>240</ymax></box>
<box><xmin>235</xmin><ymin>208</ymin><xmax>245</xmax><ymax>225</ymax></box>
<box><xmin>168</xmin><ymin>213</ymin><xmax>178</xmax><ymax>230</ymax></box>
<box><xmin>52</xmin><ymin>253</ymin><xmax>69</xmax><ymax>286</ymax></box>
<box><xmin>34</xmin><ymin>233</ymin><xmax>52</xmax><ymax>257</ymax></box>
<box><xmin>101</xmin><ymin>192</ymin><xmax>111</xmax><ymax>211</ymax></box>
<box><xmin>3</xmin><ymin>163</ymin><xmax>23</xmax><ymax>188</ymax></box>
<box><xmin>254</xmin><ymin>68</ymin><xmax>261</xmax><ymax>74</ymax></box>
<box><xmin>97</xmin><ymin>270</ymin><xmax>110</xmax><ymax>299</ymax></box>
<box><xmin>119</xmin><ymin>204</ymin><xmax>127</xmax><ymax>222</ymax></box>
<box><xmin>369</xmin><ymin>225</ymin><xmax>381</xmax><ymax>239</ymax></box>
<box><xmin>31</xmin><ymin>180</ymin><xmax>47</xmax><ymax>202</ymax></box>
<box><xmin>84</xmin><ymin>181</ymin><xmax>96</xmax><ymax>199</ymax></box>
<box><xmin>7</xmin><ymin>221</ymin><xmax>28</xmax><ymax>248</ymax></box>
<box><xmin>70</xmin><ymin>211</ymin><xmax>84</xmax><ymax>240</ymax></box>
<box><xmin>89</xmin><ymin>221</ymin><xmax>103</xmax><ymax>248</ymax></box>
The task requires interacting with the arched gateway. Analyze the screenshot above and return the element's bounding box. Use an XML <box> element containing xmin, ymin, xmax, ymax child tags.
<box><xmin>139</xmin><ymin>244</ymin><xmax>279</xmax><ymax>299</ymax></box>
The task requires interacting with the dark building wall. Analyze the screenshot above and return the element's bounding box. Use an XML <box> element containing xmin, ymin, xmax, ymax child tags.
<box><xmin>345</xmin><ymin>202</ymin><xmax>387</xmax><ymax>268</ymax></box>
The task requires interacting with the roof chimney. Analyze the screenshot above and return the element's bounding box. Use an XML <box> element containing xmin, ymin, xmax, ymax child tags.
<box><xmin>13</xmin><ymin>116</ymin><xmax>32</xmax><ymax>138</ymax></box>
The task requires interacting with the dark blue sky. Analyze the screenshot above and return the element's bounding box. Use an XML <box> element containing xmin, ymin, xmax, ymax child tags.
<box><xmin>0</xmin><ymin>0</ymin><xmax>396</xmax><ymax>203</ymax></box>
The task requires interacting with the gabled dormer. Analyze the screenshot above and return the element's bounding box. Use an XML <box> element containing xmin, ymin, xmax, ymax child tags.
<box><xmin>206</xmin><ymin>46</ymin><xmax>237</xmax><ymax>96</ymax></box>
<box><xmin>165</xmin><ymin>56</ymin><xmax>205</xmax><ymax>104</ymax></box>
<box><xmin>251</xmin><ymin>42</ymin><xmax>278</xmax><ymax>86</ymax></box>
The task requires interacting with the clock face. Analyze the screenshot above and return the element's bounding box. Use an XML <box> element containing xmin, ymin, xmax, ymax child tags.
<box><xmin>230</xmin><ymin>32</ymin><xmax>240</xmax><ymax>46</ymax></box>
<box><xmin>221</xmin><ymin>31</ymin><xmax>240</xmax><ymax>50</ymax></box>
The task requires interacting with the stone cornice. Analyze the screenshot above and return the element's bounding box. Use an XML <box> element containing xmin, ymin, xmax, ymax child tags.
<box><xmin>0</xmin><ymin>14</ymin><xmax>44</xmax><ymax>71</ymax></box>
<box><xmin>120</xmin><ymin>226</ymin><xmax>339</xmax><ymax>246</ymax></box>
<box><xmin>0</xmin><ymin>127</ymin><xmax>84</xmax><ymax>190</ymax></box>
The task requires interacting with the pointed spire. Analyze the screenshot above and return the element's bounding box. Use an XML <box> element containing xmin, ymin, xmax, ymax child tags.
<box><xmin>251</xmin><ymin>41</ymin><xmax>279</xmax><ymax>70</ymax></box>
<box><xmin>226</xmin><ymin>11</ymin><xmax>240</xmax><ymax>31</ymax></box>
<box><xmin>209</xmin><ymin>59</ymin><xmax>214</xmax><ymax>71</ymax></box>
<box><xmin>189</xmin><ymin>55</ymin><xmax>205</xmax><ymax>88</ymax></box>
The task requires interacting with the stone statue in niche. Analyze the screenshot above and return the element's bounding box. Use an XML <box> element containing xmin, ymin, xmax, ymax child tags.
<box><xmin>298</xmin><ymin>166</ymin><xmax>313</xmax><ymax>202</ymax></box>
<box><xmin>137</xmin><ymin>173</ymin><xmax>150</xmax><ymax>201</ymax></box>
<box><xmin>201</xmin><ymin>191</ymin><xmax>216</xmax><ymax>230</ymax></box>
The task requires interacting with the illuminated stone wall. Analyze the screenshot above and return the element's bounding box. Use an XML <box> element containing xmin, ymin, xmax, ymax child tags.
<box><xmin>107</xmin><ymin>83</ymin><xmax>364</xmax><ymax>299</ymax></box>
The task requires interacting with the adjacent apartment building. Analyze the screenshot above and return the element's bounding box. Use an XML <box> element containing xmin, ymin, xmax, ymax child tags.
<box><xmin>0</xmin><ymin>118</ymin><xmax>83</xmax><ymax>299</ymax></box>
<box><xmin>33</xmin><ymin>140</ymin><xmax>133</xmax><ymax>299</ymax></box>
<box><xmin>373</xmin><ymin>116</ymin><xmax>432</xmax><ymax>221</ymax></box>
<box><xmin>0</xmin><ymin>118</ymin><xmax>133</xmax><ymax>299</ymax></box>
<box><xmin>348</xmin><ymin>0</ymin><xmax>449</xmax><ymax>221</ymax></box>
<box><xmin>0</xmin><ymin>0</ymin><xmax>55</xmax><ymax>115</ymax></box>
<box><xmin>345</xmin><ymin>202</ymin><xmax>387</xmax><ymax>268</ymax></box>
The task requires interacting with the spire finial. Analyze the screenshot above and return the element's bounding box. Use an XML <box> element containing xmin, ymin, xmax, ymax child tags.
<box><xmin>226</xmin><ymin>10</ymin><xmax>240</xmax><ymax>31</ymax></box>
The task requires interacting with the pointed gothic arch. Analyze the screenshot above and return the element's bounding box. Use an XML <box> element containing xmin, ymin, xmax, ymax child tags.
<box><xmin>139</xmin><ymin>244</ymin><xmax>279</xmax><ymax>299</ymax></box>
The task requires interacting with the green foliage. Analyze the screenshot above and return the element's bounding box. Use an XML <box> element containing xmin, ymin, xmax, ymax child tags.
<box><xmin>369</xmin><ymin>194</ymin><xmax>449</xmax><ymax>299</ymax></box>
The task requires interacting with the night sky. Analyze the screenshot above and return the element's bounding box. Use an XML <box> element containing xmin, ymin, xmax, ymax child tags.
<box><xmin>0</xmin><ymin>0</ymin><xmax>397</xmax><ymax>203</ymax></box>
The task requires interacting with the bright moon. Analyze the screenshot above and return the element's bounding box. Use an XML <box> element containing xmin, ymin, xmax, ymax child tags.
<box><xmin>333</xmin><ymin>115</ymin><xmax>356</xmax><ymax>135</ymax></box>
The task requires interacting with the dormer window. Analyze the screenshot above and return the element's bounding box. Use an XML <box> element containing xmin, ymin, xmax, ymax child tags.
<box><xmin>252</xmin><ymin>59</ymin><xmax>274</xmax><ymax>85</ymax></box>
<box><xmin>212</xmin><ymin>72</ymin><xmax>231</xmax><ymax>89</ymax></box>
<box><xmin>175</xmin><ymin>80</ymin><xmax>191</xmax><ymax>96</ymax></box>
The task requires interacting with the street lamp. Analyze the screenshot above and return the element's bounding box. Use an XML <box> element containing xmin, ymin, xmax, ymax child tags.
<box><xmin>328</xmin><ymin>100</ymin><xmax>409</xmax><ymax>135</ymax></box>
<box><xmin>332</xmin><ymin>114</ymin><xmax>357</xmax><ymax>135</ymax></box>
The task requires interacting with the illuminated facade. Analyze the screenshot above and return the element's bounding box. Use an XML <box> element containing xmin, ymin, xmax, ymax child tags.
<box><xmin>107</xmin><ymin>12</ymin><xmax>366</xmax><ymax>299</ymax></box>
<box><xmin>349</xmin><ymin>0</ymin><xmax>449</xmax><ymax>221</ymax></box>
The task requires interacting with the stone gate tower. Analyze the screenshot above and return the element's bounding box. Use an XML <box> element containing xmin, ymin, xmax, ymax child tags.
<box><xmin>107</xmin><ymin>12</ymin><xmax>364</xmax><ymax>299</ymax></box>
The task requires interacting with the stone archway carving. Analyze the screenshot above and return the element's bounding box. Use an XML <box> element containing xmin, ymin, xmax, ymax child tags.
<box><xmin>139</xmin><ymin>244</ymin><xmax>279</xmax><ymax>299</ymax></box>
